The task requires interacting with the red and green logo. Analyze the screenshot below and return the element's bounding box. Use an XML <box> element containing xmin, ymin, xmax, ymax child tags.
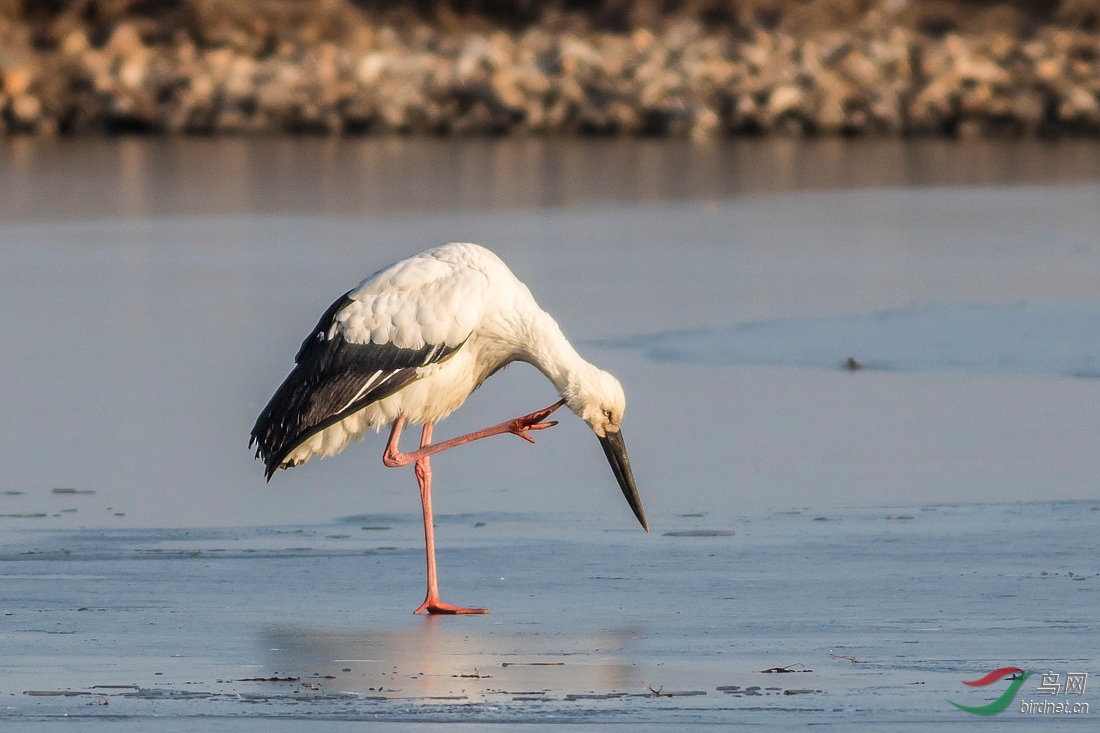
<box><xmin>947</xmin><ymin>667</ymin><xmax>1033</xmax><ymax>715</ymax></box>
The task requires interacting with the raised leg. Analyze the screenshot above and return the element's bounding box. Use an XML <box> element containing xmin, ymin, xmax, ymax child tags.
<box><xmin>384</xmin><ymin>399</ymin><xmax>565</xmax><ymax>469</ymax></box>
<box><xmin>411</xmin><ymin>422</ymin><xmax>489</xmax><ymax>615</ymax></box>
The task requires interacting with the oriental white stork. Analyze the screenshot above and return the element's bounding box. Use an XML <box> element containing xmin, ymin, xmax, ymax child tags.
<box><xmin>250</xmin><ymin>243</ymin><xmax>648</xmax><ymax>615</ymax></box>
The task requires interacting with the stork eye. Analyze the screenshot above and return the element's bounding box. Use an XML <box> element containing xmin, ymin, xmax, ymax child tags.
<box><xmin>603</xmin><ymin>409</ymin><xmax>613</xmax><ymax>421</ymax></box>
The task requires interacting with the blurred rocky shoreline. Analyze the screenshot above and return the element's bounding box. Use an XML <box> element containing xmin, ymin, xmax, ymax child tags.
<box><xmin>1</xmin><ymin>1</ymin><xmax>1099</xmax><ymax>137</ymax></box>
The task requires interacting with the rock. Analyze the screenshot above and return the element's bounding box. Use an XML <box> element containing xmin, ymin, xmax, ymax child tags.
<box><xmin>3</xmin><ymin>66</ymin><xmax>32</xmax><ymax>97</ymax></box>
<box><xmin>690</xmin><ymin>106</ymin><xmax>720</xmax><ymax>138</ymax></box>
<box><xmin>10</xmin><ymin>93</ymin><xmax>41</xmax><ymax>125</ymax></box>
<box><xmin>767</xmin><ymin>84</ymin><xmax>804</xmax><ymax>116</ymax></box>
<box><xmin>1061</xmin><ymin>85</ymin><xmax>1100</xmax><ymax>120</ymax></box>
<box><xmin>60</xmin><ymin>30</ymin><xmax>89</xmax><ymax>56</ymax></box>
<box><xmin>105</xmin><ymin>23</ymin><xmax>144</xmax><ymax>58</ymax></box>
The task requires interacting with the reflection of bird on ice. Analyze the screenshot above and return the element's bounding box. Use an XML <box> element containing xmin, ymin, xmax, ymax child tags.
<box><xmin>251</xmin><ymin>243</ymin><xmax>648</xmax><ymax>614</ymax></box>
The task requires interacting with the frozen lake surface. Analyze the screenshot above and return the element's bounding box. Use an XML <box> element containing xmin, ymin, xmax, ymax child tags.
<box><xmin>1</xmin><ymin>180</ymin><xmax>1099</xmax><ymax>525</ymax></box>
<box><xmin>0</xmin><ymin>138</ymin><xmax>1098</xmax><ymax>728</ymax></box>
<box><xmin>606</xmin><ymin>301</ymin><xmax>1100</xmax><ymax>377</ymax></box>
<box><xmin>1</xmin><ymin>502</ymin><xmax>1097</xmax><ymax>730</ymax></box>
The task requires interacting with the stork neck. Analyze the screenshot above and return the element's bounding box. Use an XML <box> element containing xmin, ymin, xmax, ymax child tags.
<box><xmin>524</xmin><ymin>310</ymin><xmax>598</xmax><ymax>398</ymax></box>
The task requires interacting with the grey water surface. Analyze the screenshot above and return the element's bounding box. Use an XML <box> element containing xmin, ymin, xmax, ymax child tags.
<box><xmin>603</xmin><ymin>301</ymin><xmax>1100</xmax><ymax>377</ymax></box>
<box><xmin>2</xmin><ymin>503</ymin><xmax>1098</xmax><ymax>730</ymax></box>
<box><xmin>1</xmin><ymin>138</ymin><xmax>1098</xmax><ymax>729</ymax></box>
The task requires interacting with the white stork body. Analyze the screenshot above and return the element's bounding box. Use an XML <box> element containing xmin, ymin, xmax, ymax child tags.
<box><xmin>283</xmin><ymin>244</ymin><xmax>547</xmax><ymax>466</ymax></box>
<box><xmin>281</xmin><ymin>245</ymin><xmax>539</xmax><ymax>462</ymax></box>
<box><xmin>251</xmin><ymin>242</ymin><xmax>647</xmax><ymax>614</ymax></box>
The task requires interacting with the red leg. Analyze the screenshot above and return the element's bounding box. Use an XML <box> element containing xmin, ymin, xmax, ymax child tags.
<box><xmin>411</xmin><ymin>422</ymin><xmax>488</xmax><ymax>615</ymax></box>
<box><xmin>383</xmin><ymin>399</ymin><xmax>565</xmax><ymax>469</ymax></box>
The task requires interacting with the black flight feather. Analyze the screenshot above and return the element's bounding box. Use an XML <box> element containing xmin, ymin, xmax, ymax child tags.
<box><xmin>250</xmin><ymin>292</ymin><xmax>463</xmax><ymax>479</ymax></box>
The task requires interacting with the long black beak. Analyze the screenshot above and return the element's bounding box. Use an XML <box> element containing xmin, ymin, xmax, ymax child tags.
<box><xmin>598</xmin><ymin>429</ymin><xmax>649</xmax><ymax>532</ymax></box>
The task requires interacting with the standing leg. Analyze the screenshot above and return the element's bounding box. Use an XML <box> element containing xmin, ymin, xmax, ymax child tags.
<box><xmin>412</xmin><ymin>422</ymin><xmax>488</xmax><ymax>615</ymax></box>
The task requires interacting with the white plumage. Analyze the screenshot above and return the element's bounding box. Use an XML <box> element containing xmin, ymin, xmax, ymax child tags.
<box><xmin>263</xmin><ymin>244</ymin><xmax>600</xmax><ymax>466</ymax></box>
<box><xmin>251</xmin><ymin>242</ymin><xmax>647</xmax><ymax>614</ymax></box>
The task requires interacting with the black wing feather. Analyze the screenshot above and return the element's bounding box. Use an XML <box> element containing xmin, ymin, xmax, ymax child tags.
<box><xmin>250</xmin><ymin>292</ymin><xmax>462</xmax><ymax>479</ymax></box>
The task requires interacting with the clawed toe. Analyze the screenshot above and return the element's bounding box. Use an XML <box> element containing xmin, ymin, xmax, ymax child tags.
<box><xmin>415</xmin><ymin>599</ymin><xmax>490</xmax><ymax>615</ymax></box>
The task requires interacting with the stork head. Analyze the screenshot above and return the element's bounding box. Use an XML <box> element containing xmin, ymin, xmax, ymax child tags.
<box><xmin>566</xmin><ymin>367</ymin><xmax>626</xmax><ymax>437</ymax></box>
<box><xmin>564</xmin><ymin>367</ymin><xmax>649</xmax><ymax>532</ymax></box>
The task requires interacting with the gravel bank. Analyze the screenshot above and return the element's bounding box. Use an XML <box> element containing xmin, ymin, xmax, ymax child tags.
<box><xmin>1</xmin><ymin>1</ymin><xmax>1099</xmax><ymax>137</ymax></box>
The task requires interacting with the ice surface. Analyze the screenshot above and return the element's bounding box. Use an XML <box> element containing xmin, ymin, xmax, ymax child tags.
<box><xmin>1</xmin><ymin>504</ymin><xmax>1096</xmax><ymax>729</ymax></box>
<box><xmin>0</xmin><ymin>139</ymin><xmax>1098</xmax><ymax>729</ymax></box>
<box><xmin>604</xmin><ymin>302</ymin><xmax>1100</xmax><ymax>377</ymax></box>
<box><xmin>1</xmin><ymin>182</ymin><xmax>1098</xmax><ymax>525</ymax></box>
